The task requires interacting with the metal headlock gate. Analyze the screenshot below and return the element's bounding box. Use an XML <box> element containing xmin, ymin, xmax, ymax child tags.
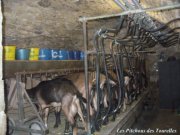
<box><xmin>79</xmin><ymin>1</ymin><xmax>180</xmax><ymax>134</ymax></box>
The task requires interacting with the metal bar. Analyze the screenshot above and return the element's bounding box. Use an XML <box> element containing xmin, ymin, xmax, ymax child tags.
<box><xmin>178</xmin><ymin>32</ymin><xmax>180</xmax><ymax>50</ymax></box>
<box><xmin>135</xmin><ymin>50</ymin><xmax>156</xmax><ymax>53</ymax></box>
<box><xmin>23</xmin><ymin>116</ymin><xmax>37</xmax><ymax>123</ymax></box>
<box><xmin>8</xmin><ymin>126</ymin><xmax>43</xmax><ymax>134</ymax></box>
<box><xmin>110</xmin><ymin>41</ymin><xmax>123</xmax><ymax>113</ymax></box>
<box><xmin>14</xmin><ymin>68</ymin><xmax>85</xmax><ymax>75</ymax></box>
<box><xmin>100</xmin><ymin>37</ymin><xmax>112</xmax><ymax>122</ymax></box>
<box><xmin>79</xmin><ymin>4</ymin><xmax>180</xmax><ymax>22</ymax></box>
<box><xmin>114</xmin><ymin>0</ymin><xmax>127</xmax><ymax>11</ymax></box>
<box><xmin>83</xmin><ymin>21</ymin><xmax>91</xmax><ymax>135</ymax></box>
<box><xmin>132</xmin><ymin>0</ymin><xmax>142</xmax><ymax>9</ymax></box>
<box><xmin>16</xmin><ymin>74</ymin><xmax>25</xmax><ymax>123</ymax></box>
<box><xmin>23</xmin><ymin>87</ymin><xmax>47</xmax><ymax>130</ymax></box>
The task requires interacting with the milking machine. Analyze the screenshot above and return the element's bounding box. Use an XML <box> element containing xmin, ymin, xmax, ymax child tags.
<box><xmin>109</xmin><ymin>41</ymin><xmax>125</xmax><ymax>118</ymax></box>
<box><xmin>91</xmin><ymin>16</ymin><xmax>126</xmax><ymax>130</ymax></box>
<box><xmin>90</xmin><ymin>14</ymin><xmax>154</xmax><ymax>133</ymax></box>
<box><xmin>79</xmin><ymin>2</ymin><xmax>179</xmax><ymax>133</ymax></box>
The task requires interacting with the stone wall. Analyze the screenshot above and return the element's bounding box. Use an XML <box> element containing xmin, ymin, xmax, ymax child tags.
<box><xmin>2</xmin><ymin>0</ymin><xmax>121</xmax><ymax>50</ymax></box>
<box><xmin>0</xmin><ymin>0</ymin><xmax>6</xmax><ymax>134</ymax></box>
<box><xmin>2</xmin><ymin>0</ymin><xmax>179</xmax><ymax>51</ymax></box>
<box><xmin>2</xmin><ymin>0</ymin><xmax>180</xmax><ymax>80</ymax></box>
<box><xmin>141</xmin><ymin>0</ymin><xmax>180</xmax><ymax>81</ymax></box>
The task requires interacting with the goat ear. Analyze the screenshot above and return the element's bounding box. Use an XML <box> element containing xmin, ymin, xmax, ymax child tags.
<box><xmin>124</xmin><ymin>76</ymin><xmax>130</xmax><ymax>85</ymax></box>
<box><xmin>92</xmin><ymin>79</ymin><xmax>96</xmax><ymax>84</ymax></box>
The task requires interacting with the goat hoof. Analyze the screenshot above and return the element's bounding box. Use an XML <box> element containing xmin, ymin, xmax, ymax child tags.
<box><xmin>91</xmin><ymin>126</ymin><xmax>95</xmax><ymax>133</ymax></box>
<box><xmin>111</xmin><ymin>116</ymin><xmax>116</xmax><ymax>121</ymax></box>
<box><xmin>54</xmin><ymin>124</ymin><xmax>58</xmax><ymax>128</ymax></box>
<box><xmin>95</xmin><ymin>123</ymin><xmax>100</xmax><ymax>131</ymax></box>
<box><xmin>102</xmin><ymin>118</ymin><xmax>108</xmax><ymax>125</ymax></box>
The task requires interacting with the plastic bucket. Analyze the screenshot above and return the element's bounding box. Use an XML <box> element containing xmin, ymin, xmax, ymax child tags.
<box><xmin>59</xmin><ymin>50</ymin><xmax>68</xmax><ymax>60</ymax></box>
<box><xmin>74</xmin><ymin>51</ymin><xmax>81</xmax><ymax>60</ymax></box>
<box><xmin>4</xmin><ymin>46</ymin><xmax>16</xmax><ymax>60</ymax></box>
<box><xmin>39</xmin><ymin>48</ymin><xmax>51</xmax><ymax>60</ymax></box>
<box><xmin>80</xmin><ymin>51</ymin><xmax>84</xmax><ymax>60</ymax></box>
<box><xmin>16</xmin><ymin>48</ymin><xmax>30</xmax><ymax>60</ymax></box>
<box><xmin>51</xmin><ymin>49</ymin><xmax>59</xmax><ymax>60</ymax></box>
<box><xmin>29</xmin><ymin>48</ymin><xmax>39</xmax><ymax>60</ymax></box>
<box><xmin>68</xmin><ymin>51</ymin><xmax>75</xmax><ymax>60</ymax></box>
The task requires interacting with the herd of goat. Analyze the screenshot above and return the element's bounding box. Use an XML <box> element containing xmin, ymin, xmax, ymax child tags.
<box><xmin>27</xmin><ymin>64</ymin><xmax>147</xmax><ymax>135</ymax></box>
<box><xmin>26</xmin><ymin>12</ymin><xmax>180</xmax><ymax>135</ymax></box>
<box><xmin>24</xmin><ymin>14</ymin><xmax>180</xmax><ymax>135</ymax></box>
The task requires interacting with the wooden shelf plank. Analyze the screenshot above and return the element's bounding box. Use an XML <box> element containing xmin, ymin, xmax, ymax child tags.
<box><xmin>4</xmin><ymin>60</ymin><xmax>84</xmax><ymax>78</ymax></box>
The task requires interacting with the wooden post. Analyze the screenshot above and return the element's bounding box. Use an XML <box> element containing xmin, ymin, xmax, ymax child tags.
<box><xmin>0</xmin><ymin>0</ymin><xmax>7</xmax><ymax>135</ymax></box>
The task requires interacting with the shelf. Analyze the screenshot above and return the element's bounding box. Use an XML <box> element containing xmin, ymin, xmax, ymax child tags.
<box><xmin>3</xmin><ymin>60</ymin><xmax>84</xmax><ymax>78</ymax></box>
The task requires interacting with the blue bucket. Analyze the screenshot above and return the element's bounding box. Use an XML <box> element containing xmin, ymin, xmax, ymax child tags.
<box><xmin>68</xmin><ymin>51</ymin><xmax>74</xmax><ymax>60</ymax></box>
<box><xmin>74</xmin><ymin>51</ymin><xmax>81</xmax><ymax>60</ymax></box>
<box><xmin>16</xmin><ymin>48</ymin><xmax>30</xmax><ymax>60</ymax></box>
<box><xmin>59</xmin><ymin>50</ymin><xmax>68</xmax><ymax>60</ymax></box>
<box><xmin>51</xmin><ymin>49</ymin><xmax>59</xmax><ymax>60</ymax></box>
<box><xmin>80</xmin><ymin>51</ymin><xmax>84</xmax><ymax>60</ymax></box>
<box><xmin>39</xmin><ymin>48</ymin><xmax>51</xmax><ymax>60</ymax></box>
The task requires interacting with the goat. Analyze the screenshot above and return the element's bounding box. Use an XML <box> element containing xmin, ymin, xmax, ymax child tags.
<box><xmin>27</xmin><ymin>78</ymin><xmax>87</xmax><ymax>135</ymax></box>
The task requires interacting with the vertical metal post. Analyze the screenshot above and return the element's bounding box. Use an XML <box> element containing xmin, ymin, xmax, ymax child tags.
<box><xmin>82</xmin><ymin>20</ymin><xmax>91</xmax><ymax>135</ymax></box>
<box><xmin>16</xmin><ymin>74</ymin><xmax>25</xmax><ymax>123</ymax></box>
<box><xmin>178</xmin><ymin>32</ymin><xmax>180</xmax><ymax>50</ymax></box>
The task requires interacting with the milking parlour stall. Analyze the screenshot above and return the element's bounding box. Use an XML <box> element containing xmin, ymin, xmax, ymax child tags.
<box><xmin>2</xmin><ymin>0</ymin><xmax>180</xmax><ymax>135</ymax></box>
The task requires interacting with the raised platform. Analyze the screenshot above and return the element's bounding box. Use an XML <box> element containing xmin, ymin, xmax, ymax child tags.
<box><xmin>95</xmin><ymin>90</ymin><xmax>148</xmax><ymax>135</ymax></box>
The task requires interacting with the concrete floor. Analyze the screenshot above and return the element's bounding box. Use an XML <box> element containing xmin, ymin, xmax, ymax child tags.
<box><xmin>8</xmin><ymin>83</ymin><xmax>180</xmax><ymax>135</ymax></box>
<box><xmin>128</xmin><ymin>83</ymin><xmax>180</xmax><ymax>135</ymax></box>
<box><xmin>129</xmin><ymin>108</ymin><xmax>180</xmax><ymax>135</ymax></box>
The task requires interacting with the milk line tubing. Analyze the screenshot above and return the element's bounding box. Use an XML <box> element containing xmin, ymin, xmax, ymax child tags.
<box><xmin>80</xmin><ymin>3</ymin><xmax>179</xmax><ymax>134</ymax></box>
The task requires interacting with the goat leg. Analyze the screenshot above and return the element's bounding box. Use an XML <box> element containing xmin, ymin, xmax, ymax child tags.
<box><xmin>64</xmin><ymin>120</ymin><xmax>70</xmax><ymax>134</ymax></box>
<box><xmin>54</xmin><ymin>107</ymin><xmax>61</xmax><ymax>128</ymax></box>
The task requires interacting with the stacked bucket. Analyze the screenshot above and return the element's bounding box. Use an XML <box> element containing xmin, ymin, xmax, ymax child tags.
<box><xmin>3</xmin><ymin>46</ymin><xmax>84</xmax><ymax>61</ymax></box>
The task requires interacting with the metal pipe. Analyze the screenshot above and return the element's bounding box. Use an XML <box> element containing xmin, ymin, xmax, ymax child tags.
<box><xmin>23</xmin><ymin>89</ymin><xmax>47</xmax><ymax>130</ymax></box>
<box><xmin>157</xmin><ymin>27</ymin><xmax>180</xmax><ymax>38</ymax></box>
<box><xmin>79</xmin><ymin>4</ymin><xmax>180</xmax><ymax>22</ymax></box>
<box><xmin>16</xmin><ymin>74</ymin><xmax>25</xmax><ymax>123</ymax></box>
<box><xmin>82</xmin><ymin>21</ymin><xmax>91</xmax><ymax>135</ymax></box>
<box><xmin>93</xmin><ymin>30</ymin><xmax>101</xmax><ymax>128</ymax></box>
<box><xmin>114</xmin><ymin>0</ymin><xmax>127</xmax><ymax>11</ymax></box>
<box><xmin>116</xmin><ymin>45</ymin><xmax>125</xmax><ymax>109</ymax></box>
<box><xmin>122</xmin><ymin>0</ymin><xmax>136</xmax><ymax>10</ymax></box>
<box><xmin>178</xmin><ymin>32</ymin><xmax>180</xmax><ymax>48</ymax></box>
<box><xmin>148</xmin><ymin>18</ymin><xmax>180</xmax><ymax>32</ymax></box>
<box><xmin>110</xmin><ymin>41</ymin><xmax>123</xmax><ymax>113</ymax></box>
<box><xmin>132</xmin><ymin>0</ymin><xmax>142</xmax><ymax>9</ymax></box>
<box><xmin>100</xmin><ymin>37</ymin><xmax>112</xmax><ymax>122</ymax></box>
<box><xmin>135</xmin><ymin>50</ymin><xmax>156</xmax><ymax>53</ymax></box>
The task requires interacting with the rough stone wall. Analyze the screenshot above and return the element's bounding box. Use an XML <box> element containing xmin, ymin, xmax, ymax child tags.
<box><xmin>0</xmin><ymin>0</ymin><xmax>6</xmax><ymax>134</ymax></box>
<box><xmin>2</xmin><ymin>0</ymin><xmax>179</xmax><ymax>80</ymax></box>
<box><xmin>140</xmin><ymin>0</ymin><xmax>180</xmax><ymax>81</ymax></box>
<box><xmin>2</xmin><ymin>0</ymin><xmax>120</xmax><ymax>50</ymax></box>
<box><xmin>142</xmin><ymin>0</ymin><xmax>179</xmax><ymax>29</ymax></box>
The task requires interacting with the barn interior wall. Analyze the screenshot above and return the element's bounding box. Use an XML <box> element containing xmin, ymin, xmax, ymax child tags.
<box><xmin>0</xmin><ymin>0</ymin><xmax>6</xmax><ymax>134</ymax></box>
<box><xmin>2</xmin><ymin>0</ymin><xmax>180</xmax><ymax>77</ymax></box>
<box><xmin>2</xmin><ymin>0</ymin><xmax>121</xmax><ymax>50</ymax></box>
<box><xmin>142</xmin><ymin>0</ymin><xmax>180</xmax><ymax>81</ymax></box>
